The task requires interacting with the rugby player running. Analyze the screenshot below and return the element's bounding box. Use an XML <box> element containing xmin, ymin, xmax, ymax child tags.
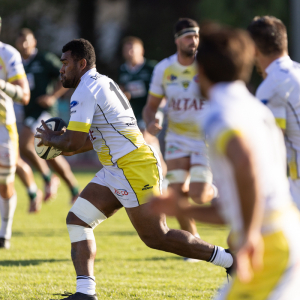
<box><xmin>248</xmin><ymin>16</ymin><xmax>300</xmax><ymax>208</ymax></box>
<box><xmin>151</xmin><ymin>23</ymin><xmax>300</xmax><ymax>299</ymax></box>
<box><xmin>143</xmin><ymin>19</ymin><xmax>218</xmax><ymax>251</ymax></box>
<box><xmin>35</xmin><ymin>39</ymin><xmax>233</xmax><ymax>300</ymax></box>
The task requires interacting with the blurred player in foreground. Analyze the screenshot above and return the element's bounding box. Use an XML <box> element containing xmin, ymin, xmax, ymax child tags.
<box><xmin>119</xmin><ymin>36</ymin><xmax>167</xmax><ymax>176</ymax></box>
<box><xmin>0</xmin><ymin>17</ymin><xmax>30</xmax><ymax>248</ymax></box>
<box><xmin>144</xmin><ymin>18</ymin><xmax>217</xmax><ymax>247</ymax></box>
<box><xmin>151</xmin><ymin>23</ymin><xmax>300</xmax><ymax>299</ymax></box>
<box><xmin>15</xmin><ymin>28</ymin><xmax>80</xmax><ymax>204</ymax></box>
<box><xmin>248</xmin><ymin>16</ymin><xmax>300</xmax><ymax>208</ymax></box>
<box><xmin>35</xmin><ymin>39</ymin><xmax>233</xmax><ymax>300</ymax></box>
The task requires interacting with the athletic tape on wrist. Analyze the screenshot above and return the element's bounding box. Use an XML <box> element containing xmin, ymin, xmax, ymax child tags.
<box><xmin>190</xmin><ymin>165</ymin><xmax>213</xmax><ymax>183</ymax></box>
<box><xmin>166</xmin><ymin>169</ymin><xmax>189</xmax><ymax>184</ymax></box>
<box><xmin>0</xmin><ymin>81</ymin><xmax>23</xmax><ymax>103</ymax></box>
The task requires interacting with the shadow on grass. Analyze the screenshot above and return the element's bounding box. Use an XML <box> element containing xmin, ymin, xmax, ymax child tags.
<box><xmin>125</xmin><ymin>256</ymin><xmax>182</xmax><ymax>261</ymax></box>
<box><xmin>12</xmin><ymin>230</ymin><xmax>137</xmax><ymax>237</ymax></box>
<box><xmin>0</xmin><ymin>258</ymin><xmax>69</xmax><ymax>267</ymax></box>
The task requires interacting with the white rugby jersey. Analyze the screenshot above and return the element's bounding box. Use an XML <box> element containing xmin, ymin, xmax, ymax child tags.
<box><xmin>256</xmin><ymin>56</ymin><xmax>300</xmax><ymax>180</ymax></box>
<box><xmin>202</xmin><ymin>81</ymin><xmax>292</xmax><ymax>237</ymax></box>
<box><xmin>0</xmin><ymin>41</ymin><xmax>26</xmax><ymax>126</ymax></box>
<box><xmin>67</xmin><ymin>68</ymin><xmax>144</xmax><ymax>166</ymax></box>
<box><xmin>149</xmin><ymin>53</ymin><xmax>207</xmax><ymax>140</ymax></box>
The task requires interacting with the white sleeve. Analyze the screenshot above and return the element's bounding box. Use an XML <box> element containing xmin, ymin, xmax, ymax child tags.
<box><xmin>148</xmin><ymin>62</ymin><xmax>165</xmax><ymax>98</ymax></box>
<box><xmin>5</xmin><ymin>47</ymin><xmax>26</xmax><ymax>82</ymax></box>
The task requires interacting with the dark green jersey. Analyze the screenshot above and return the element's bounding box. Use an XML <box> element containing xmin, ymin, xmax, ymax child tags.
<box><xmin>118</xmin><ymin>59</ymin><xmax>156</xmax><ymax>121</ymax></box>
<box><xmin>23</xmin><ymin>50</ymin><xmax>61</xmax><ymax>120</ymax></box>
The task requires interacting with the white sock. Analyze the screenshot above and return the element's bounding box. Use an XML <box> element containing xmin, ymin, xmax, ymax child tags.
<box><xmin>211</xmin><ymin>184</ymin><xmax>218</xmax><ymax>198</ymax></box>
<box><xmin>209</xmin><ymin>246</ymin><xmax>233</xmax><ymax>268</ymax></box>
<box><xmin>27</xmin><ymin>183</ymin><xmax>38</xmax><ymax>194</ymax></box>
<box><xmin>0</xmin><ymin>193</ymin><xmax>17</xmax><ymax>239</ymax></box>
<box><xmin>76</xmin><ymin>275</ymin><xmax>96</xmax><ymax>295</ymax></box>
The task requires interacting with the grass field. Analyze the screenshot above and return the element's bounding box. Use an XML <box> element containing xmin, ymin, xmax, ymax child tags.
<box><xmin>0</xmin><ymin>171</ymin><xmax>230</xmax><ymax>300</ymax></box>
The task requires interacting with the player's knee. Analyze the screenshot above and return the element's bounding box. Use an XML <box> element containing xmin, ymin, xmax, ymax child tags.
<box><xmin>66</xmin><ymin>197</ymin><xmax>107</xmax><ymax>243</ymax></box>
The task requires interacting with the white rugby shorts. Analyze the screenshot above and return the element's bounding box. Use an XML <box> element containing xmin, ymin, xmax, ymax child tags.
<box><xmin>165</xmin><ymin>132</ymin><xmax>209</xmax><ymax>166</ymax></box>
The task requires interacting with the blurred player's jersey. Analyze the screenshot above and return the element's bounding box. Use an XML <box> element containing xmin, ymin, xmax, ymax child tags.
<box><xmin>0</xmin><ymin>41</ymin><xmax>26</xmax><ymax>126</ymax></box>
<box><xmin>67</xmin><ymin>68</ymin><xmax>145</xmax><ymax>166</ymax></box>
<box><xmin>23</xmin><ymin>50</ymin><xmax>61</xmax><ymax>121</ymax></box>
<box><xmin>149</xmin><ymin>53</ymin><xmax>206</xmax><ymax>140</ymax></box>
<box><xmin>256</xmin><ymin>56</ymin><xmax>300</xmax><ymax>181</ymax></box>
<box><xmin>202</xmin><ymin>81</ymin><xmax>293</xmax><ymax>239</ymax></box>
<box><xmin>118</xmin><ymin>59</ymin><xmax>156</xmax><ymax>122</ymax></box>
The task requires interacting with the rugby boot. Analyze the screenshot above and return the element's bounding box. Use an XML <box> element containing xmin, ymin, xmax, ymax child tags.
<box><xmin>29</xmin><ymin>189</ymin><xmax>43</xmax><ymax>213</ymax></box>
<box><xmin>44</xmin><ymin>174</ymin><xmax>60</xmax><ymax>202</ymax></box>
<box><xmin>0</xmin><ymin>237</ymin><xmax>10</xmax><ymax>249</ymax></box>
<box><xmin>50</xmin><ymin>292</ymin><xmax>98</xmax><ymax>300</ymax></box>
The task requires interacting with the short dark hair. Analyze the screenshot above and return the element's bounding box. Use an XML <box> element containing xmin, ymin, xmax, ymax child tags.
<box><xmin>196</xmin><ymin>23</ymin><xmax>254</xmax><ymax>83</ymax></box>
<box><xmin>18</xmin><ymin>28</ymin><xmax>35</xmax><ymax>38</ymax></box>
<box><xmin>122</xmin><ymin>36</ymin><xmax>143</xmax><ymax>47</ymax></box>
<box><xmin>62</xmin><ymin>38</ymin><xmax>96</xmax><ymax>68</ymax></box>
<box><xmin>174</xmin><ymin>18</ymin><xmax>199</xmax><ymax>36</ymax></box>
<box><xmin>247</xmin><ymin>16</ymin><xmax>288</xmax><ymax>55</ymax></box>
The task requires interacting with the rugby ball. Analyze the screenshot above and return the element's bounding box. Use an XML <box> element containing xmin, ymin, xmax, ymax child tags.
<box><xmin>34</xmin><ymin>117</ymin><xmax>67</xmax><ymax>160</ymax></box>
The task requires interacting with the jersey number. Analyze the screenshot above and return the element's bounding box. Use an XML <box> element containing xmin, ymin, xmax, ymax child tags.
<box><xmin>109</xmin><ymin>82</ymin><xmax>130</xmax><ymax>110</ymax></box>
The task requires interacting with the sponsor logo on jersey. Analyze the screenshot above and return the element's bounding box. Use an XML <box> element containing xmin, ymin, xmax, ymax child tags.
<box><xmin>70</xmin><ymin>110</ymin><xmax>76</xmax><ymax>115</ymax></box>
<box><xmin>70</xmin><ymin>100</ymin><xmax>79</xmax><ymax>109</ymax></box>
<box><xmin>114</xmin><ymin>188</ymin><xmax>129</xmax><ymax>197</ymax></box>
<box><xmin>261</xmin><ymin>99</ymin><xmax>269</xmax><ymax>105</ymax></box>
<box><xmin>142</xmin><ymin>184</ymin><xmax>153</xmax><ymax>191</ymax></box>
<box><xmin>193</xmin><ymin>74</ymin><xmax>199</xmax><ymax>83</ymax></box>
<box><xmin>168</xmin><ymin>98</ymin><xmax>204</xmax><ymax>111</ymax></box>
<box><xmin>167</xmin><ymin>74</ymin><xmax>177</xmax><ymax>81</ymax></box>
<box><xmin>182</xmin><ymin>81</ymin><xmax>190</xmax><ymax>89</ymax></box>
<box><xmin>90</xmin><ymin>73</ymin><xmax>101</xmax><ymax>80</ymax></box>
<box><xmin>183</xmin><ymin>69</ymin><xmax>190</xmax><ymax>74</ymax></box>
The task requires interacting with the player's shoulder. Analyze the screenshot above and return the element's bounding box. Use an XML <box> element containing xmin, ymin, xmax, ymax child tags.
<box><xmin>0</xmin><ymin>42</ymin><xmax>21</xmax><ymax>59</ymax></box>
<box><xmin>153</xmin><ymin>53</ymin><xmax>177</xmax><ymax>72</ymax></box>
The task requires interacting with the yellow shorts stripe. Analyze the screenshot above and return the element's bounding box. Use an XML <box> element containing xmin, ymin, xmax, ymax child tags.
<box><xmin>116</xmin><ymin>144</ymin><xmax>161</xmax><ymax>205</ymax></box>
<box><xmin>67</xmin><ymin>121</ymin><xmax>91</xmax><ymax>133</ymax></box>
<box><xmin>6</xmin><ymin>123</ymin><xmax>19</xmax><ymax>163</ymax></box>
<box><xmin>227</xmin><ymin>230</ymin><xmax>289</xmax><ymax>300</ymax></box>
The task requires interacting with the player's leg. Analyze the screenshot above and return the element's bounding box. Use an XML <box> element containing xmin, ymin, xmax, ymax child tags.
<box><xmin>47</xmin><ymin>156</ymin><xmax>80</xmax><ymax>203</ymax></box>
<box><xmin>20</xmin><ymin>116</ymin><xmax>60</xmax><ymax>201</ymax></box>
<box><xmin>66</xmin><ymin>182</ymin><xmax>123</xmax><ymax>298</ymax></box>
<box><xmin>166</xmin><ymin>156</ymin><xmax>199</xmax><ymax>237</ymax></box>
<box><xmin>16</xmin><ymin>157</ymin><xmax>43</xmax><ymax>212</ymax></box>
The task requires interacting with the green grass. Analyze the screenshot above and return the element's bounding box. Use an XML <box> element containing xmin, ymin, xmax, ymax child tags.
<box><xmin>0</xmin><ymin>172</ymin><xmax>230</xmax><ymax>300</ymax></box>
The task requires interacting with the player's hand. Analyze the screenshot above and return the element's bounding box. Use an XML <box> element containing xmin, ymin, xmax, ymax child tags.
<box><xmin>146</xmin><ymin>118</ymin><xmax>162</xmax><ymax>136</ymax></box>
<box><xmin>149</xmin><ymin>189</ymin><xmax>181</xmax><ymax>216</ymax></box>
<box><xmin>235</xmin><ymin>230</ymin><xmax>264</xmax><ymax>283</ymax></box>
<box><xmin>0</xmin><ymin>79</ymin><xmax>5</xmax><ymax>90</ymax></box>
<box><xmin>35</xmin><ymin>120</ymin><xmax>64</xmax><ymax>147</ymax></box>
<box><xmin>37</xmin><ymin>95</ymin><xmax>57</xmax><ymax>108</ymax></box>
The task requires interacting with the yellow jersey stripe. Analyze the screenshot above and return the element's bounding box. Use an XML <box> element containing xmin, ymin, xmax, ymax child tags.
<box><xmin>216</xmin><ymin>129</ymin><xmax>242</xmax><ymax>154</ymax></box>
<box><xmin>7</xmin><ymin>73</ymin><xmax>26</xmax><ymax>83</ymax></box>
<box><xmin>275</xmin><ymin>118</ymin><xmax>286</xmax><ymax>130</ymax></box>
<box><xmin>149</xmin><ymin>91</ymin><xmax>164</xmax><ymax>98</ymax></box>
<box><xmin>67</xmin><ymin>121</ymin><xmax>91</xmax><ymax>133</ymax></box>
<box><xmin>0</xmin><ymin>57</ymin><xmax>7</xmax><ymax>75</ymax></box>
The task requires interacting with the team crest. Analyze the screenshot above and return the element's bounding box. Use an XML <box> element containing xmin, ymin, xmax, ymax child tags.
<box><xmin>182</xmin><ymin>81</ymin><xmax>190</xmax><ymax>89</ymax></box>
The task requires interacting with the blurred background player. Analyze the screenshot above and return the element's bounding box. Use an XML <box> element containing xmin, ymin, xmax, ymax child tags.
<box><xmin>15</xmin><ymin>28</ymin><xmax>80</xmax><ymax>204</ymax></box>
<box><xmin>118</xmin><ymin>36</ymin><xmax>167</xmax><ymax>176</ymax></box>
<box><xmin>0</xmin><ymin>17</ymin><xmax>30</xmax><ymax>248</ymax></box>
<box><xmin>151</xmin><ymin>23</ymin><xmax>300</xmax><ymax>299</ymax></box>
<box><xmin>248</xmin><ymin>16</ymin><xmax>300</xmax><ymax>209</ymax></box>
<box><xmin>143</xmin><ymin>18</ymin><xmax>217</xmax><ymax>249</ymax></box>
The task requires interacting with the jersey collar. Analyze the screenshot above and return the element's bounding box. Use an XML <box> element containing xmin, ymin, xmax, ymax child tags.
<box><xmin>80</xmin><ymin>67</ymin><xmax>97</xmax><ymax>81</ymax></box>
<box><xmin>265</xmin><ymin>55</ymin><xmax>291</xmax><ymax>75</ymax></box>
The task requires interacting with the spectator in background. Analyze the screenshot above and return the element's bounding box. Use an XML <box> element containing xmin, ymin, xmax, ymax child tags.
<box><xmin>15</xmin><ymin>28</ymin><xmax>80</xmax><ymax>205</ymax></box>
<box><xmin>119</xmin><ymin>37</ymin><xmax>166</xmax><ymax>176</ymax></box>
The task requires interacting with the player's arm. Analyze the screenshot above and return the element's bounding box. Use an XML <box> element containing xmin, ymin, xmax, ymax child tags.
<box><xmin>143</xmin><ymin>94</ymin><xmax>163</xmax><ymax>135</ymax></box>
<box><xmin>225</xmin><ymin>134</ymin><xmax>263</xmax><ymax>282</ymax></box>
<box><xmin>35</xmin><ymin>120</ymin><xmax>89</xmax><ymax>152</ymax></box>
<box><xmin>0</xmin><ymin>77</ymin><xmax>30</xmax><ymax>105</ymax></box>
<box><xmin>61</xmin><ymin>135</ymin><xmax>93</xmax><ymax>156</ymax></box>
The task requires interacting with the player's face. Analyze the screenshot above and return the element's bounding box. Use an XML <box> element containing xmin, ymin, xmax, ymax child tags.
<box><xmin>60</xmin><ymin>51</ymin><xmax>81</xmax><ymax>88</ymax></box>
<box><xmin>15</xmin><ymin>34</ymin><xmax>37</xmax><ymax>58</ymax></box>
<box><xmin>123</xmin><ymin>42</ymin><xmax>144</xmax><ymax>62</ymax></box>
<box><xmin>176</xmin><ymin>33</ymin><xmax>199</xmax><ymax>57</ymax></box>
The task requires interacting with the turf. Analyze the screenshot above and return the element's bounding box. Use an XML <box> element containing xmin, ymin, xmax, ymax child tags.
<box><xmin>0</xmin><ymin>172</ymin><xmax>230</xmax><ymax>300</ymax></box>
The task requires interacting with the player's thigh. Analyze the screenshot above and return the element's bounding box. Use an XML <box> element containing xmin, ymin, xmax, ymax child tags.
<box><xmin>126</xmin><ymin>202</ymin><xmax>168</xmax><ymax>245</ymax></box>
<box><xmin>166</xmin><ymin>156</ymin><xmax>190</xmax><ymax>171</ymax></box>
